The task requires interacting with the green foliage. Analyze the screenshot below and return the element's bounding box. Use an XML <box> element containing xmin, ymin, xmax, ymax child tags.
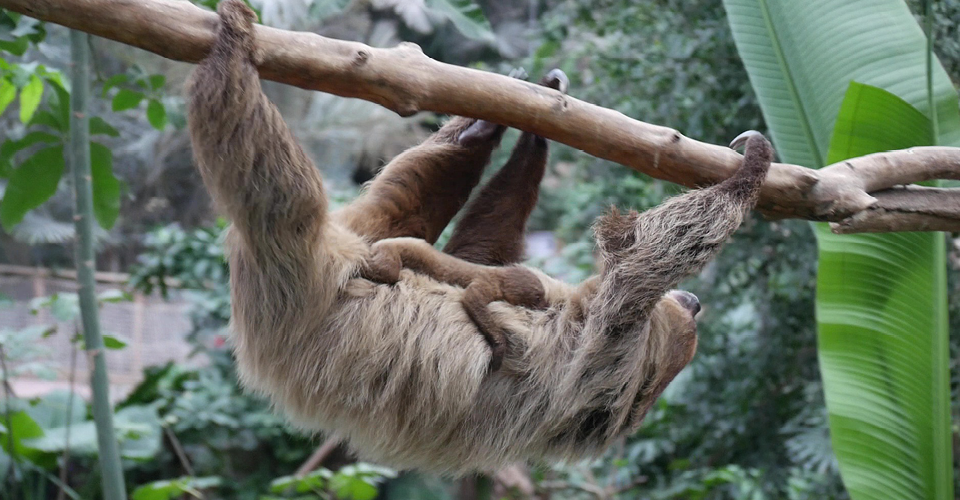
<box><xmin>29</xmin><ymin>289</ymin><xmax>132</xmax><ymax>323</ymax></box>
<box><xmin>131</xmin><ymin>476</ymin><xmax>222</xmax><ymax>500</ymax></box>
<box><xmin>118</xmin><ymin>362</ymin><xmax>316</xmax><ymax>499</ymax></box>
<box><xmin>18</xmin><ymin>74</ymin><xmax>42</xmax><ymax>123</ymax></box>
<box><xmin>423</xmin><ymin>0</ymin><xmax>495</xmax><ymax>42</ymax></box>
<box><xmin>818</xmin><ymin>84</ymin><xmax>950</xmax><ymax>499</ymax></box>
<box><xmin>24</xmin><ymin>405</ymin><xmax>162</xmax><ymax>461</ymax></box>
<box><xmin>111</xmin><ymin>88</ymin><xmax>143</xmax><ymax>112</ymax></box>
<box><xmin>101</xmin><ymin>67</ymin><xmax>171</xmax><ymax>131</ymax></box>
<box><xmin>131</xmin><ymin>222</ymin><xmax>229</xmax><ymax>297</ymax></box>
<box><xmin>0</xmin><ymin>291</ymin><xmax>157</xmax><ymax>498</ymax></box>
<box><xmin>0</xmin><ymin>10</ymin><xmax>46</xmax><ymax>56</ymax></box>
<box><xmin>0</xmin><ymin>32</ymin><xmax>175</xmax><ymax>235</ymax></box>
<box><xmin>0</xmin><ymin>324</ymin><xmax>56</xmax><ymax>381</ymax></box>
<box><xmin>271</xmin><ymin>464</ymin><xmax>396</xmax><ymax>499</ymax></box>
<box><xmin>725</xmin><ymin>1</ymin><xmax>959</xmax><ymax>499</ymax></box>
<box><xmin>146</xmin><ymin>99</ymin><xmax>167</xmax><ymax>130</ymax></box>
<box><xmin>0</xmin><ymin>145</ymin><xmax>64</xmax><ymax>230</ymax></box>
<box><xmin>0</xmin><ymin>77</ymin><xmax>16</xmax><ymax>115</ymax></box>
<box><xmin>530</xmin><ymin>0</ymin><xmax>761</xmax><ymax>148</ymax></box>
<box><xmin>130</xmin><ymin>223</ymin><xmax>231</xmax><ymax>356</ymax></box>
<box><xmin>90</xmin><ymin>142</ymin><xmax>122</xmax><ymax>229</ymax></box>
<box><xmin>0</xmin><ymin>62</ymin><xmax>125</xmax><ymax>232</ymax></box>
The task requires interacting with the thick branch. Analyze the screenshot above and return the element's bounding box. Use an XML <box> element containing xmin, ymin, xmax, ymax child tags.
<box><xmin>831</xmin><ymin>186</ymin><xmax>960</xmax><ymax>234</ymax></box>
<box><xmin>5</xmin><ymin>0</ymin><xmax>960</xmax><ymax>232</ymax></box>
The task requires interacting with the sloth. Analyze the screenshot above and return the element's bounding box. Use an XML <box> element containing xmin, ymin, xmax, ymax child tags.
<box><xmin>359</xmin><ymin>70</ymin><xmax>569</xmax><ymax>371</ymax></box>
<box><xmin>187</xmin><ymin>0</ymin><xmax>773</xmax><ymax>474</ymax></box>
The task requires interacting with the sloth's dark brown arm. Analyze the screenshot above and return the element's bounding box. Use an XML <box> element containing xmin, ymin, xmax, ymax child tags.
<box><xmin>361</xmin><ymin>238</ymin><xmax>546</xmax><ymax>306</ymax></box>
<box><xmin>591</xmin><ymin>131</ymin><xmax>772</xmax><ymax>330</ymax></box>
<box><xmin>443</xmin><ymin>70</ymin><xmax>569</xmax><ymax>266</ymax></box>
<box><xmin>334</xmin><ymin>117</ymin><xmax>507</xmax><ymax>244</ymax></box>
<box><xmin>441</xmin><ymin>130</ymin><xmax>546</xmax><ymax>265</ymax></box>
<box><xmin>187</xmin><ymin>1</ymin><xmax>327</xmax><ymax>251</ymax></box>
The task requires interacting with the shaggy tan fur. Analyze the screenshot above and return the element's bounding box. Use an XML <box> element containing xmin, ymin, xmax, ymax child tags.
<box><xmin>360</xmin><ymin>237</ymin><xmax>548</xmax><ymax>371</ymax></box>
<box><xmin>187</xmin><ymin>0</ymin><xmax>772</xmax><ymax>474</ymax></box>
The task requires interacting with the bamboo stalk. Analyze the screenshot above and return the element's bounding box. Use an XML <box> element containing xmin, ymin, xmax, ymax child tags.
<box><xmin>68</xmin><ymin>30</ymin><xmax>127</xmax><ymax>500</ymax></box>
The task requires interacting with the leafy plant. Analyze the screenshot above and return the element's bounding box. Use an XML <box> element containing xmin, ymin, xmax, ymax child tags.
<box><xmin>725</xmin><ymin>0</ymin><xmax>959</xmax><ymax>498</ymax></box>
<box><xmin>270</xmin><ymin>464</ymin><xmax>396</xmax><ymax>500</ymax></box>
<box><xmin>0</xmin><ymin>63</ymin><xmax>122</xmax><ymax>232</ymax></box>
<box><xmin>101</xmin><ymin>66</ymin><xmax>172</xmax><ymax>131</ymax></box>
<box><xmin>0</xmin><ymin>10</ymin><xmax>46</xmax><ymax>56</ymax></box>
<box><xmin>131</xmin><ymin>475</ymin><xmax>222</xmax><ymax>500</ymax></box>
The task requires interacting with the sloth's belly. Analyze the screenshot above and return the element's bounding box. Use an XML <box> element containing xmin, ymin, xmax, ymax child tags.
<box><xmin>233</xmin><ymin>269</ymin><xmax>624</xmax><ymax>474</ymax></box>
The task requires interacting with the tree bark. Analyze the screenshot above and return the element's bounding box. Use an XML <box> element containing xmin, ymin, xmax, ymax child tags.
<box><xmin>5</xmin><ymin>0</ymin><xmax>960</xmax><ymax>232</ymax></box>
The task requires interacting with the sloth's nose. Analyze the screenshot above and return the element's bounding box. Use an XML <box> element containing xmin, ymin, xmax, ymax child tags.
<box><xmin>669</xmin><ymin>290</ymin><xmax>701</xmax><ymax>316</ymax></box>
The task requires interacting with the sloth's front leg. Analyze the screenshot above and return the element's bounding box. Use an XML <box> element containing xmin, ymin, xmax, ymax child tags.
<box><xmin>462</xmin><ymin>267</ymin><xmax>547</xmax><ymax>371</ymax></box>
<box><xmin>360</xmin><ymin>238</ymin><xmax>547</xmax><ymax>370</ymax></box>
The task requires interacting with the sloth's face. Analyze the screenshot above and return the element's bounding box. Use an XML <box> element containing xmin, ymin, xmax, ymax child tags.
<box><xmin>624</xmin><ymin>291</ymin><xmax>700</xmax><ymax>429</ymax></box>
<box><xmin>646</xmin><ymin>291</ymin><xmax>700</xmax><ymax>387</ymax></box>
<box><xmin>654</xmin><ymin>290</ymin><xmax>700</xmax><ymax>374</ymax></box>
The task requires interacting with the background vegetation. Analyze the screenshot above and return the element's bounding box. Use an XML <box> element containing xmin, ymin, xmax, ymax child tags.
<box><xmin>1</xmin><ymin>0</ymin><xmax>959</xmax><ymax>498</ymax></box>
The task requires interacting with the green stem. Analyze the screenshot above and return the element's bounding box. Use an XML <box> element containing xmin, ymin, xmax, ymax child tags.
<box><xmin>1</xmin><ymin>345</ymin><xmax>19</xmax><ymax>499</ymax></box>
<box><xmin>68</xmin><ymin>30</ymin><xmax>127</xmax><ymax>500</ymax></box>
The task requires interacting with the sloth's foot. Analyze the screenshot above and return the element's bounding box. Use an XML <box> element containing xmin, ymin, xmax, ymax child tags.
<box><xmin>458</xmin><ymin>119</ymin><xmax>502</xmax><ymax>145</ymax></box>
<box><xmin>463</xmin><ymin>267</ymin><xmax>547</xmax><ymax>372</ymax></box>
<box><xmin>540</xmin><ymin>68</ymin><xmax>569</xmax><ymax>94</ymax></box>
<box><xmin>457</xmin><ymin>68</ymin><xmax>532</xmax><ymax>145</ymax></box>
<box><xmin>359</xmin><ymin>245</ymin><xmax>401</xmax><ymax>285</ymax></box>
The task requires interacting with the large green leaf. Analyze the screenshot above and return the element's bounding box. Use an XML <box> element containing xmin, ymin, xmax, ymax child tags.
<box><xmin>723</xmin><ymin>1</ymin><xmax>958</xmax><ymax>499</ymax></box>
<box><xmin>23</xmin><ymin>405</ymin><xmax>162</xmax><ymax>461</ymax></box>
<box><xmin>0</xmin><ymin>145</ymin><xmax>65</xmax><ymax>231</ymax></box>
<box><xmin>18</xmin><ymin>74</ymin><xmax>42</xmax><ymax>123</ymax></box>
<box><xmin>131</xmin><ymin>476</ymin><xmax>222</xmax><ymax>500</ymax></box>
<box><xmin>725</xmin><ymin>1</ymin><xmax>960</xmax><ymax>166</ymax></box>
<box><xmin>0</xmin><ymin>78</ymin><xmax>16</xmax><ymax>116</ymax></box>
<box><xmin>90</xmin><ymin>142</ymin><xmax>121</xmax><ymax>229</ymax></box>
<box><xmin>818</xmin><ymin>82</ymin><xmax>949</xmax><ymax>500</ymax></box>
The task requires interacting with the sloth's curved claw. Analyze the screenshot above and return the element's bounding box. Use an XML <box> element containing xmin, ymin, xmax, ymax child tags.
<box><xmin>540</xmin><ymin>69</ymin><xmax>569</xmax><ymax>94</ymax></box>
<box><xmin>729</xmin><ymin>130</ymin><xmax>764</xmax><ymax>151</ymax></box>
<box><xmin>458</xmin><ymin>119</ymin><xmax>503</xmax><ymax>145</ymax></box>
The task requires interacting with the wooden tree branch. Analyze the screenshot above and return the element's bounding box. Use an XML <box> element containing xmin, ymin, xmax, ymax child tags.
<box><xmin>294</xmin><ymin>435</ymin><xmax>341</xmax><ymax>477</ymax></box>
<box><xmin>831</xmin><ymin>186</ymin><xmax>960</xmax><ymax>234</ymax></box>
<box><xmin>4</xmin><ymin>0</ymin><xmax>960</xmax><ymax>233</ymax></box>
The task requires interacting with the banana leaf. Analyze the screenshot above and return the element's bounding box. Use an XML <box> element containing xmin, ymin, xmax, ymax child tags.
<box><xmin>722</xmin><ymin>1</ymin><xmax>958</xmax><ymax>498</ymax></box>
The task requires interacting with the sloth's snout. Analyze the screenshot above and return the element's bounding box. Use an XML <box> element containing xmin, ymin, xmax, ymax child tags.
<box><xmin>669</xmin><ymin>290</ymin><xmax>701</xmax><ymax>317</ymax></box>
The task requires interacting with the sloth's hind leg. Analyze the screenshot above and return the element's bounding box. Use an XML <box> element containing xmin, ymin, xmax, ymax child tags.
<box><xmin>443</xmin><ymin>69</ymin><xmax>569</xmax><ymax>266</ymax></box>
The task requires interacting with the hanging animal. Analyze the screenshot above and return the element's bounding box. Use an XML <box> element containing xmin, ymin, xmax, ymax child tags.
<box><xmin>186</xmin><ymin>0</ymin><xmax>773</xmax><ymax>474</ymax></box>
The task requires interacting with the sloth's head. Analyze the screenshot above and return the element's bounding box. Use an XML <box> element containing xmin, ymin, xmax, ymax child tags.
<box><xmin>625</xmin><ymin>290</ymin><xmax>700</xmax><ymax>428</ymax></box>
<box><xmin>653</xmin><ymin>289</ymin><xmax>700</xmax><ymax>371</ymax></box>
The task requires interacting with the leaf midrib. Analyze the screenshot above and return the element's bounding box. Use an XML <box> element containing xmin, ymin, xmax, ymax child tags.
<box><xmin>756</xmin><ymin>0</ymin><xmax>823</xmax><ymax>167</ymax></box>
